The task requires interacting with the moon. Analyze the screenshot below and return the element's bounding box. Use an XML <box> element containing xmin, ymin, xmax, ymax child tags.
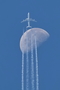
<box><xmin>20</xmin><ymin>28</ymin><xmax>50</xmax><ymax>53</ymax></box>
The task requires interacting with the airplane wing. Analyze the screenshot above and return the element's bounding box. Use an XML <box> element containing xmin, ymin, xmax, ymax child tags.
<box><xmin>21</xmin><ymin>18</ymin><xmax>28</xmax><ymax>23</ymax></box>
<box><xmin>30</xmin><ymin>18</ymin><xmax>37</xmax><ymax>22</ymax></box>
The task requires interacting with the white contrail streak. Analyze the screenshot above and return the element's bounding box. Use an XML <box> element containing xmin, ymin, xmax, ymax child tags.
<box><xmin>31</xmin><ymin>36</ymin><xmax>35</xmax><ymax>90</ymax></box>
<box><xmin>26</xmin><ymin>38</ymin><xmax>29</xmax><ymax>90</ymax></box>
<box><xmin>22</xmin><ymin>51</ymin><xmax>24</xmax><ymax>90</ymax></box>
<box><xmin>35</xmin><ymin>37</ymin><xmax>39</xmax><ymax>90</ymax></box>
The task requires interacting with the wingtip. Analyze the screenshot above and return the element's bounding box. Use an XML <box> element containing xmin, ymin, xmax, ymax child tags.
<box><xmin>21</xmin><ymin>21</ymin><xmax>23</xmax><ymax>23</ymax></box>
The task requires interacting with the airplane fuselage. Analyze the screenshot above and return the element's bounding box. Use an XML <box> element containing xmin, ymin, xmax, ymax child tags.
<box><xmin>21</xmin><ymin>12</ymin><xmax>36</xmax><ymax>29</ymax></box>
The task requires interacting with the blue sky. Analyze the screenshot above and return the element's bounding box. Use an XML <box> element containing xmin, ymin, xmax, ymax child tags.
<box><xmin>0</xmin><ymin>0</ymin><xmax>60</xmax><ymax>90</ymax></box>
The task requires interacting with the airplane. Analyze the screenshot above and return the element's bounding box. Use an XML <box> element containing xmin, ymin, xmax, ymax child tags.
<box><xmin>21</xmin><ymin>12</ymin><xmax>37</xmax><ymax>28</ymax></box>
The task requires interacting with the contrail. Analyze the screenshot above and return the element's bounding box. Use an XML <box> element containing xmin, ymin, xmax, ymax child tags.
<box><xmin>35</xmin><ymin>37</ymin><xmax>39</xmax><ymax>90</ymax></box>
<box><xmin>26</xmin><ymin>38</ymin><xmax>29</xmax><ymax>90</ymax></box>
<box><xmin>22</xmin><ymin>51</ymin><xmax>24</xmax><ymax>90</ymax></box>
<box><xmin>31</xmin><ymin>36</ymin><xmax>35</xmax><ymax>90</ymax></box>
